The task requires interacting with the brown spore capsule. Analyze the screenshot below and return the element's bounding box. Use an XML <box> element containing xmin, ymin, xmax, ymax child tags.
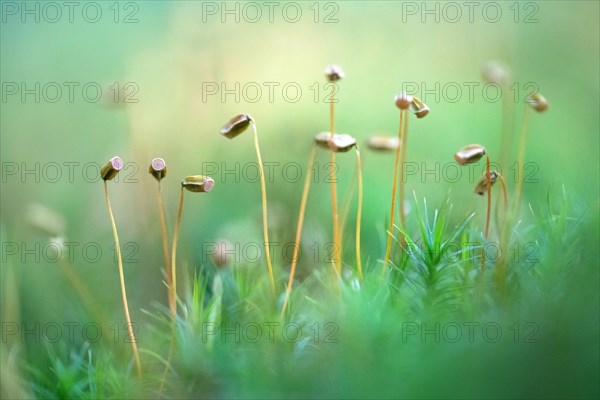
<box><xmin>366</xmin><ymin>135</ymin><xmax>400</xmax><ymax>152</ymax></box>
<box><xmin>409</xmin><ymin>97</ymin><xmax>430</xmax><ymax>119</ymax></box>
<box><xmin>324</xmin><ymin>65</ymin><xmax>345</xmax><ymax>82</ymax></box>
<box><xmin>328</xmin><ymin>134</ymin><xmax>357</xmax><ymax>153</ymax></box>
<box><xmin>394</xmin><ymin>92</ymin><xmax>413</xmax><ymax>110</ymax></box>
<box><xmin>474</xmin><ymin>171</ymin><xmax>500</xmax><ymax>196</ymax></box>
<box><xmin>220</xmin><ymin>114</ymin><xmax>253</xmax><ymax>139</ymax></box>
<box><xmin>454</xmin><ymin>144</ymin><xmax>486</xmax><ymax>165</ymax></box>
<box><xmin>527</xmin><ymin>93</ymin><xmax>549</xmax><ymax>112</ymax></box>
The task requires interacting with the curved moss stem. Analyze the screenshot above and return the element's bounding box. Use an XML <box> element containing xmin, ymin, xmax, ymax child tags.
<box><xmin>251</xmin><ymin>122</ymin><xmax>276</xmax><ymax>296</ymax></box>
<box><xmin>281</xmin><ymin>145</ymin><xmax>317</xmax><ymax>319</ymax></box>
<box><xmin>398</xmin><ymin>109</ymin><xmax>409</xmax><ymax>227</ymax></box>
<box><xmin>160</xmin><ymin>186</ymin><xmax>185</xmax><ymax>392</ymax></box>
<box><xmin>104</xmin><ymin>181</ymin><xmax>142</xmax><ymax>379</ymax></box>
<box><xmin>329</xmin><ymin>84</ymin><xmax>341</xmax><ymax>274</ymax></box>
<box><xmin>382</xmin><ymin>109</ymin><xmax>405</xmax><ymax>276</ymax></box>
<box><xmin>157</xmin><ymin>181</ymin><xmax>173</xmax><ymax>311</ymax></box>
<box><xmin>485</xmin><ymin>156</ymin><xmax>492</xmax><ymax>239</ymax></box>
<box><xmin>513</xmin><ymin>104</ymin><xmax>530</xmax><ymax>216</ymax></box>
<box><xmin>496</xmin><ymin>104</ymin><xmax>530</xmax><ymax>294</ymax></box>
<box><xmin>499</xmin><ymin>174</ymin><xmax>508</xmax><ymax>212</ymax></box>
<box><xmin>481</xmin><ymin>156</ymin><xmax>492</xmax><ymax>272</ymax></box>
<box><xmin>170</xmin><ymin>186</ymin><xmax>184</xmax><ymax>319</ymax></box>
<box><xmin>498</xmin><ymin>83</ymin><xmax>513</xmax><ymax>173</ymax></box>
<box><xmin>355</xmin><ymin>145</ymin><xmax>364</xmax><ymax>281</ymax></box>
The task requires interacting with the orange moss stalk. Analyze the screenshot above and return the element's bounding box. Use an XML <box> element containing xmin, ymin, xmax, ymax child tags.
<box><xmin>149</xmin><ymin>158</ymin><xmax>173</xmax><ymax>311</ymax></box>
<box><xmin>382</xmin><ymin>109</ymin><xmax>405</xmax><ymax>276</ymax></box>
<box><xmin>398</xmin><ymin>106</ymin><xmax>410</xmax><ymax>227</ymax></box>
<box><xmin>354</xmin><ymin>145</ymin><xmax>364</xmax><ymax>281</ymax></box>
<box><xmin>220</xmin><ymin>114</ymin><xmax>275</xmax><ymax>296</ymax></box>
<box><xmin>281</xmin><ymin>145</ymin><xmax>317</xmax><ymax>318</ymax></box>
<box><xmin>324</xmin><ymin>65</ymin><xmax>345</xmax><ymax>274</ymax></box>
<box><xmin>101</xmin><ymin>156</ymin><xmax>142</xmax><ymax>379</ymax></box>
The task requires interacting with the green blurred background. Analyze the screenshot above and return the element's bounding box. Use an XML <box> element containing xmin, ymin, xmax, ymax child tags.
<box><xmin>1</xmin><ymin>1</ymin><xmax>599</xmax><ymax>394</ymax></box>
<box><xmin>2</xmin><ymin>0</ymin><xmax>599</xmax><ymax>301</ymax></box>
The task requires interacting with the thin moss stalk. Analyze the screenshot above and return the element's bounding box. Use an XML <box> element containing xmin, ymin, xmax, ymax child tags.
<box><xmin>281</xmin><ymin>144</ymin><xmax>317</xmax><ymax>318</ymax></box>
<box><xmin>170</xmin><ymin>185</ymin><xmax>184</xmax><ymax>319</ymax></box>
<box><xmin>354</xmin><ymin>145</ymin><xmax>364</xmax><ymax>281</ymax></box>
<box><xmin>329</xmin><ymin>88</ymin><xmax>341</xmax><ymax>274</ymax></box>
<box><xmin>454</xmin><ymin>146</ymin><xmax>503</xmax><ymax>271</ymax></box>
<box><xmin>481</xmin><ymin>156</ymin><xmax>492</xmax><ymax>271</ymax></box>
<box><xmin>251</xmin><ymin>121</ymin><xmax>276</xmax><ymax>296</ymax></box>
<box><xmin>513</xmin><ymin>104</ymin><xmax>530</xmax><ymax>215</ymax></box>
<box><xmin>157</xmin><ymin>181</ymin><xmax>173</xmax><ymax>310</ymax></box>
<box><xmin>514</xmin><ymin>93</ymin><xmax>548</xmax><ymax>214</ymax></box>
<box><xmin>102</xmin><ymin>171</ymin><xmax>142</xmax><ymax>379</ymax></box>
<box><xmin>149</xmin><ymin>158</ymin><xmax>172</xmax><ymax>311</ymax></box>
<box><xmin>162</xmin><ymin>175</ymin><xmax>214</xmax><ymax>390</ymax></box>
<box><xmin>221</xmin><ymin>114</ymin><xmax>275</xmax><ymax>296</ymax></box>
<box><xmin>485</xmin><ymin>156</ymin><xmax>492</xmax><ymax>239</ymax></box>
<box><xmin>382</xmin><ymin>109</ymin><xmax>406</xmax><ymax>276</ymax></box>
<box><xmin>324</xmin><ymin>65</ymin><xmax>344</xmax><ymax>274</ymax></box>
<box><xmin>499</xmin><ymin>174</ymin><xmax>508</xmax><ymax>210</ymax></box>
<box><xmin>382</xmin><ymin>94</ymin><xmax>427</xmax><ymax>276</ymax></box>
<box><xmin>497</xmin><ymin>93</ymin><xmax>547</xmax><ymax>293</ymax></box>
<box><xmin>333</xmin><ymin>141</ymin><xmax>364</xmax><ymax>281</ymax></box>
<box><xmin>398</xmin><ymin>107</ymin><xmax>410</xmax><ymax>227</ymax></box>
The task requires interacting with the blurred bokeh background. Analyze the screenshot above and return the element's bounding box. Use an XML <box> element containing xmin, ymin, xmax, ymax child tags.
<box><xmin>1</xmin><ymin>1</ymin><xmax>599</xmax><ymax>394</ymax></box>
